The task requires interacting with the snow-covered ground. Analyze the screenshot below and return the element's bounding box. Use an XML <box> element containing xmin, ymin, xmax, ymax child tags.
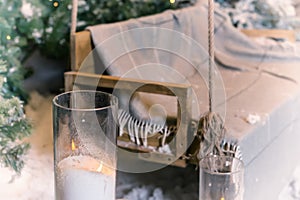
<box><xmin>0</xmin><ymin>92</ymin><xmax>55</xmax><ymax>200</ymax></box>
<box><xmin>0</xmin><ymin>92</ymin><xmax>299</xmax><ymax>200</ymax></box>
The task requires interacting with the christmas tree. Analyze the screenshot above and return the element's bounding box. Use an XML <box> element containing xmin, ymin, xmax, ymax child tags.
<box><xmin>0</xmin><ymin>60</ymin><xmax>31</xmax><ymax>173</ymax></box>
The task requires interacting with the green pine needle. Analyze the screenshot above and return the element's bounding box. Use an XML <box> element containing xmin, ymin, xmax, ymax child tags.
<box><xmin>0</xmin><ymin>60</ymin><xmax>32</xmax><ymax>173</ymax></box>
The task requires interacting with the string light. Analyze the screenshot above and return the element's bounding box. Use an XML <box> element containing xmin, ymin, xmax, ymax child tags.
<box><xmin>170</xmin><ymin>0</ymin><xmax>176</xmax><ymax>4</ymax></box>
<box><xmin>96</xmin><ymin>161</ymin><xmax>103</xmax><ymax>172</ymax></box>
<box><xmin>71</xmin><ymin>140</ymin><xmax>76</xmax><ymax>151</ymax></box>
<box><xmin>6</xmin><ymin>35</ymin><xmax>11</xmax><ymax>40</ymax></box>
<box><xmin>53</xmin><ymin>1</ymin><xmax>59</xmax><ymax>8</ymax></box>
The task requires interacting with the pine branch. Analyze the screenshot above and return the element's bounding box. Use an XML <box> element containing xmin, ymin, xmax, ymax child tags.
<box><xmin>1</xmin><ymin>143</ymin><xmax>30</xmax><ymax>173</ymax></box>
<box><xmin>0</xmin><ymin>60</ymin><xmax>32</xmax><ymax>173</ymax></box>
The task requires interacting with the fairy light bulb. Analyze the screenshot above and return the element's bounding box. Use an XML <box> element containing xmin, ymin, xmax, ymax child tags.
<box><xmin>71</xmin><ymin>140</ymin><xmax>76</xmax><ymax>151</ymax></box>
<box><xmin>170</xmin><ymin>0</ymin><xmax>176</xmax><ymax>4</ymax></box>
<box><xmin>96</xmin><ymin>161</ymin><xmax>103</xmax><ymax>172</ymax></box>
<box><xmin>53</xmin><ymin>1</ymin><xmax>59</xmax><ymax>7</ymax></box>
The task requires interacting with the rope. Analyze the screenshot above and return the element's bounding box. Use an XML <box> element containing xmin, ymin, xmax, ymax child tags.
<box><xmin>70</xmin><ymin>0</ymin><xmax>78</xmax><ymax>69</ymax></box>
<box><xmin>193</xmin><ymin>0</ymin><xmax>226</xmax><ymax>160</ymax></box>
<box><xmin>198</xmin><ymin>112</ymin><xmax>225</xmax><ymax>159</ymax></box>
<box><xmin>208</xmin><ymin>0</ymin><xmax>215</xmax><ymax>113</ymax></box>
<box><xmin>71</xmin><ymin>0</ymin><xmax>78</xmax><ymax>35</ymax></box>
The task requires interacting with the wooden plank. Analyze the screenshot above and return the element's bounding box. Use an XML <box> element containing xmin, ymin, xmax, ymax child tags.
<box><xmin>117</xmin><ymin>140</ymin><xmax>152</xmax><ymax>153</ymax></box>
<box><xmin>241</xmin><ymin>29</ymin><xmax>296</xmax><ymax>42</ymax></box>
<box><xmin>175</xmin><ymin>87</ymin><xmax>193</xmax><ymax>157</ymax></box>
<box><xmin>118</xmin><ymin>132</ymin><xmax>163</xmax><ymax>147</ymax></box>
<box><xmin>72</xmin><ymin>31</ymin><xmax>93</xmax><ymax>71</ymax></box>
<box><xmin>138</xmin><ymin>152</ymin><xmax>187</xmax><ymax>168</ymax></box>
<box><xmin>172</xmin><ymin>157</ymin><xmax>187</xmax><ymax>168</ymax></box>
<box><xmin>64</xmin><ymin>71</ymin><xmax>191</xmax><ymax>96</ymax></box>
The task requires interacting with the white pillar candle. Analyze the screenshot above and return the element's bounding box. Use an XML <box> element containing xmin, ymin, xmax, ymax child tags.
<box><xmin>56</xmin><ymin>155</ymin><xmax>116</xmax><ymax>200</ymax></box>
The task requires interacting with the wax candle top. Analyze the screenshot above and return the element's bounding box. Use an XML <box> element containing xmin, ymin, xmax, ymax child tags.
<box><xmin>58</xmin><ymin>155</ymin><xmax>114</xmax><ymax>175</ymax></box>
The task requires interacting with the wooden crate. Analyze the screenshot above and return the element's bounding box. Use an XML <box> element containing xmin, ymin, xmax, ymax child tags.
<box><xmin>65</xmin><ymin>31</ymin><xmax>195</xmax><ymax>167</ymax></box>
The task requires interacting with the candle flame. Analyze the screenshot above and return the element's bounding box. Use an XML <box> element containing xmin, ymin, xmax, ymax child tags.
<box><xmin>97</xmin><ymin>161</ymin><xmax>103</xmax><ymax>172</ymax></box>
<box><xmin>71</xmin><ymin>140</ymin><xmax>76</xmax><ymax>151</ymax></box>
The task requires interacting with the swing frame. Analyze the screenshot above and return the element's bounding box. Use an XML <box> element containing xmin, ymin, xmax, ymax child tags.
<box><xmin>64</xmin><ymin>0</ymin><xmax>295</xmax><ymax>167</ymax></box>
<box><xmin>64</xmin><ymin>1</ymin><xmax>197</xmax><ymax>167</ymax></box>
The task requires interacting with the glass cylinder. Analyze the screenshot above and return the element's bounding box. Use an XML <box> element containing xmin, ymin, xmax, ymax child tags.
<box><xmin>53</xmin><ymin>90</ymin><xmax>118</xmax><ymax>200</ymax></box>
<box><xmin>199</xmin><ymin>155</ymin><xmax>244</xmax><ymax>200</ymax></box>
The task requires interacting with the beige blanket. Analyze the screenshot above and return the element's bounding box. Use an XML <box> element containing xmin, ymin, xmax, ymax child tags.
<box><xmin>86</xmin><ymin>2</ymin><xmax>300</xmax><ymax>121</ymax></box>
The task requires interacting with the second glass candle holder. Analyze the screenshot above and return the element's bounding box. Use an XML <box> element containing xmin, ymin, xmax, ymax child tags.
<box><xmin>199</xmin><ymin>155</ymin><xmax>244</xmax><ymax>200</ymax></box>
